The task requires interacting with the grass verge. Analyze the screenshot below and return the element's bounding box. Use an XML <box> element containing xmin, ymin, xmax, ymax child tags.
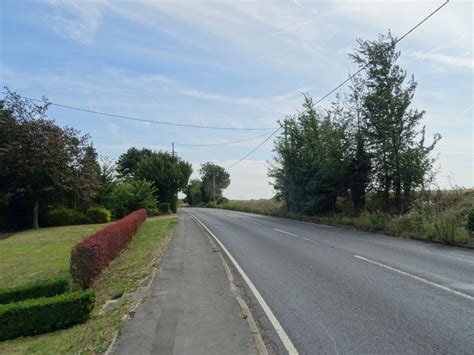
<box><xmin>0</xmin><ymin>215</ymin><xmax>177</xmax><ymax>354</ymax></box>
<box><xmin>215</xmin><ymin>190</ymin><xmax>474</xmax><ymax>246</ymax></box>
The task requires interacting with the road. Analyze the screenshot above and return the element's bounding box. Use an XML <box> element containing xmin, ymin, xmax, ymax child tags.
<box><xmin>187</xmin><ymin>208</ymin><xmax>474</xmax><ymax>355</ymax></box>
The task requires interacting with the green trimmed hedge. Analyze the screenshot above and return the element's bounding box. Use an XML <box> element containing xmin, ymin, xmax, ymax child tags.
<box><xmin>0</xmin><ymin>277</ymin><xmax>70</xmax><ymax>304</ymax></box>
<box><xmin>85</xmin><ymin>206</ymin><xmax>112</xmax><ymax>224</ymax></box>
<box><xmin>0</xmin><ymin>290</ymin><xmax>95</xmax><ymax>340</ymax></box>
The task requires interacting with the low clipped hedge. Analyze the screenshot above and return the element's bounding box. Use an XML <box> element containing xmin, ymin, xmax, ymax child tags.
<box><xmin>0</xmin><ymin>290</ymin><xmax>95</xmax><ymax>341</ymax></box>
<box><xmin>0</xmin><ymin>277</ymin><xmax>70</xmax><ymax>304</ymax></box>
<box><xmin>44</xmin><ymin>206</ymin><xmax>90</xmax><ymax>227</ymax></box>
<box><xmin>70</xmin><ymin>209</ymin><xmax>147</xmax><ymax>289</ymax></box>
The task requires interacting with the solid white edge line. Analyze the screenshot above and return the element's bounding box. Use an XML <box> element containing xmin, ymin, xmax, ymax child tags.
<box><xmin>192</xmin><ymin>214</ymin><xmax>299</xmax><ymax>355</ymax></box>
<box><xmin>354</xmin><ymin>255</ymin><xmax>474</xmax><ymax>301</ymax></box>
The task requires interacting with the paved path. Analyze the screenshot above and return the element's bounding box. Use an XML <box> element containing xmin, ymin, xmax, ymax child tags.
<box><xmin>189</xmin><ymin>207</ymin><xmax>474</xmax><ymax>355</ymax></box>
<box><xmin>111</xmin><ymin>213</ymin><xmax>258</xmax><ymax>355</ymax></box>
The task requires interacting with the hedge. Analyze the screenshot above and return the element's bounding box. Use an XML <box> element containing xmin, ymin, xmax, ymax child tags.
<box><xmin>0</xmin><ymin>290</ymin><xmax>95</xmax><ymax>340</ymax></box>
<box><xmin>70</xmin><ymin>209</ymin><xmax>147</xmax><ymax>289</ymax></box>
<box><xmin>44</xmin><ymin>206</ymin><xmax>90</xmax><ymax>227</ymax></box>
<box><xmin>0</xmin><ymin>277</ymin><xmax>70</xmax><ymax>305</ymax></box>
<box><xmin>85</xmin><ymin>206</ymin><xmax>112</xmax><ymax>224</ymax></box>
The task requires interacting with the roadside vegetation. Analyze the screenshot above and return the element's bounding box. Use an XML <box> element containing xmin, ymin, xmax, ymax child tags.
<box><xmin>0</xmin><ymin>215</ymin><xmax>176</xmax><ymax>353</ymax></box>
<box><xmin>217</xmin><ymin>189</ymin><xmax>474</xmax><ymax>245</ymax></box>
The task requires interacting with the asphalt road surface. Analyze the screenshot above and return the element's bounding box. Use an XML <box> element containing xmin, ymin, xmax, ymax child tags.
<box><xmin>187</xmin><ymin>208</ymin><xmax>474</xmax><ymax>355</ymax></box>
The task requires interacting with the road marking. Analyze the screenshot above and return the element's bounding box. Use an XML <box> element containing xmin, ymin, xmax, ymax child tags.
<box><xmin>243</xmin><ymin>219</ymin><xmax>263</xmax><ymax>226</ymax></box>
<box><xmin>354</xmin><ymin>255</ymin><xmax>474</xmax><ymax>301</ymax></box>
<box><xmin>274</xmin><ymin>228</ymin><xmax>300</xmax><ymax>237</ymax></box>
<box><xmin>192</xmin><ymin>214</ymin><xmax>299</xmax><ymax>355</ymax></box>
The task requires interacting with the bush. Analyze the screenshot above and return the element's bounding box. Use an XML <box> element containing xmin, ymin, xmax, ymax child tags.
<box><xmin>106</xmin><ymin>179</ymin><xmax>157</xmax><ymax>218</ymax></box>
<box><xmin>467</xmin><ymin>208</ymin><xmax>474</xmax><ymax>234</ymax></box>
<box><xmin>0</xmin><ymin>277</ymin><xmax>70</xmax><ymax>304</ymax></box>
<box><xmin>159</xmin><ymin>203</ymin><xmax>171</xmax><ymax>214</ymax></box>
<box><xmin>0</xmin><ymin>290</ymin><xmax>95</xmax><ymax>341</ymax></box>
<box><xmin>85</xmin><ymin>206</ymin><xmax>112</xmax><ymax>224</ymax></box>
<box><xmin>44</xmin><ymin>207</ymin><xmax>90</xmax><ymax>227</ymax></box>
<box><xmin>217</xmin><ymin>197</ymin><xmax>229</xmax><ymax>205</ymax></box>
<box><xmin>70</xmin><ymin>209</ymin><xmax>147</xmax><ymax>289</ymax></box>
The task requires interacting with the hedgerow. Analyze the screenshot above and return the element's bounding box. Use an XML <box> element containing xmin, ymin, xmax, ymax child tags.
<box><xmin>70</xmin><ymin>209</ymin><xmax>147</xmax><ymax>289</ymax></box>
<box><xmin>0</xmin><ymin>277</ymin><xmax>70</xmax><ymax>304</ymax></box>
<box><xmin>0</xmin><ymin>290</ymin><xmax>95</xmax><ymax>340</ymax></box>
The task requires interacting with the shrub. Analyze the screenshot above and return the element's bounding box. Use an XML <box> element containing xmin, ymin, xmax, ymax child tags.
<box><xmin>70</xmin><ymin>209</ymin><xmax>147</xmax><ymax>289</ymax></box>
<box><xmin>217</xmin><ymin>197</ymin><xmax>229</xmax><ymax>205</ymax></box>
<box><xmin>44</xmin><ymin>207</ymin><xmax>90</xmax><ymax>227</ymax></box>
<box><xmin>106</xmin><ymin>179</ymin><xmax>157</xmax><ymax>218</ymax></box>
<box><xmin>467</xmin><ymin>208</ymin><xmax>474</xmax><ymax>234</ymax></box>
<box><xmin>85</xmin><ymin>206</ymin><xmax>112</xmax><ymax>224</ymax></box>
<box><xmin>0</xmin><ymin>290</ymin><xmax>95</xmax><ymax>341</ymax></box>
<box><xmin>0</xmin><ymin>277</ymin><xmax>70</xmax><ymax>304</ymax></box>
<box><xmin>159</xmin><ymin>203</ymin><xmax>171</xmax><ymax>214</ymax></box>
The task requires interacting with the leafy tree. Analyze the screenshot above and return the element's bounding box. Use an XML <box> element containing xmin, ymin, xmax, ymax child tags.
<box><xmin>350</xmin><ymin>32</ymin><xmax>440</xmax><ymax>212</ymax></box>
<box><xmin>185</xmin><ymin>179</ymin><xmax>203</xmax><ymax>206</ymax></box>
<box><xmin>199</xmin><ymin>162</ymin><xmax>230</xmax><ymax>203</ymax></box>
<box><xmin>116</xmin><ymin>147</ymin><xmax>153</xmax><ymax>178</ymax></box>
<box><xmin>135</xmin><ymin>152</ymin><xmax>192</xmax><ymax>212</ymax></box>
<box><xmin>0</xmin><ymin>90</ymin><xmax>99</xmax><ymax>228</ymax></box>
<box><xmin>95</xmin><ymin>157</ymin><xmax>117</xmax><ymax>206</ymax></box>
<box><xmin>270</xmin><ymin>95</ymin><xmax>350</xmax><ymax>214</ymax></box>
<box><xmin>106</xmin><ymin>179</ymin><xmax>157</xmax><ymax>218</ymax></box>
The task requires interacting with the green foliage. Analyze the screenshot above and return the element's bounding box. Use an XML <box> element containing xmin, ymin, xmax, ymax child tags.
<box><xmin>0</xmin><ymin>290</ymin><xmax>95</xmax><ymax>341</ymax></box>
<box><xmin>44</xmin><ymin>207</ymin><xmax>90</xmax><ymax>227</ymax></box>
<box><xmin>0</xmin><ymin>277</ymin><xmax>70</xmax><ymax>304</ymax></box>
<box><xmin>466</xmin><ymin>208</ymin><xmax>474</xmax><ymax>233</ymax></box>
<box><xmin>199</xmin><ymin>162</ymin><xmax>231</xmax><ymax>203</ymax></box>
<box><xmin>116</xmin><ymin>147</ymin><xmax>153</xmax><ymax>178</ymax></box>
<box><xmin>159</xmin><ymin>203</ymin><xmax>171</xmax><ymax>214</ymax></box>
<box><xmin>185</xmin><ymin>179</ymin><xmax>203</xmax><ymax>206</ymax></box>
<box><xmin>270</xmin><ymin>95</ymin><xmax>350</xmax><ymax>214</ymax></box>
<box><xmin>85</xmin><ymin>206</ymin><xmax>112</xmax><ymax>223</ymax></box>
<box><xmin>0</xmin><ymin>90</ymin><xmax>100</xmax><ymax>228</ymax></box>
<box><xmin>106</xmin><ymin>179</ymin><xmax>157</xmax><ymax>218</ymax></box>
<box><xmin>135</xmin><ymin>151</ymin><xmax>192</xmax><ymax>209</ymax></box>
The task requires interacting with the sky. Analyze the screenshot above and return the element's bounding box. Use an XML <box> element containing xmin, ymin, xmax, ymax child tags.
<box><xmin>1</xmin><ymin>0</ymin><xmax>472</xmax><ymax>199</ymax></box>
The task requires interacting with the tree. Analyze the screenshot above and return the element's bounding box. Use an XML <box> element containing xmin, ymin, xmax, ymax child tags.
<box><xmin>199</xmin><ymin>162</ymin><xmax>230</xmax><ymax>203</ymax></box>
<box><xmin>185</xmin><ymin>179</ymin><xmax>203</xmax><ymax>206</ymax></box>
<box><xmin>135</xmin><ymin>151</ymin><xmax>192</xmax><ymax>212</ymax></box>
<box><xmin>0</xmin><ymin>90</ymin><xmax>100</xmax><ymax>228</ymax></box>
<box><xmin>116</xmin><ymin>147</ymin><xmax>153</xmax><ymax>178</ymax></box>
<box><xmin>269</xmin><ymin>95</ymin><xmax>350</xmax><ymax>214</ymax></box>
<box><xmin>350</xmin><ymin>32</ymin><xmax>440</xmax><ymax>213</ymax></box>
<box><xmin>106</xmin><ymin>179</ymin><xmax>157</xmax><ymax>218</ymax></box>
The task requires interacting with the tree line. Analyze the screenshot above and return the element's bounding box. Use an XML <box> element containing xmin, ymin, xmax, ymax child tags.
<box><xmin>0</xmin><ymin>90</ymin><xmax>199</xmax><ymax>229</ymax></box>
<box><xmin>270</xmin><ymin>32</ymin><xmax>440</xmax><ymax>216</ymax></box>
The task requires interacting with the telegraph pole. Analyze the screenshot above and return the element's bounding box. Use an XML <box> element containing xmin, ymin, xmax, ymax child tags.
<box><xmin>172</xmin><ymin>142</ymin><xmax>175</xmax><ymax>157</ymax></box>
<box><xmin>212</xmin><ymin>173</ymin><xmax>216</xmax><ymax>204</ymax></box>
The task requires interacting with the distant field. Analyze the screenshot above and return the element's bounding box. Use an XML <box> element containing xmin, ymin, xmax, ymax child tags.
<box><xmin>0</xmin><ymin>215</ymin><xmax>177</xmax><ymax>354</ymax></box>
<box><xmin>0</xmin><ymin>223</ymin><xmax>107</xmax><ymax>288</ymax></box>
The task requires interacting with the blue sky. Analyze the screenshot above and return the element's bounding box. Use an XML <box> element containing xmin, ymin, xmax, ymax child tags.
<box><xmin>1</xmin><ymin>0</ymin><xmax>472</xmax><ymax>199</ymax></box>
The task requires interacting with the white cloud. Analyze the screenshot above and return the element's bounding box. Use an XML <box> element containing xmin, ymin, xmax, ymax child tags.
<box><xmin>408</xmin><ymin>51</ymin><xmax>473</xmax><ymax>69</ymax></box>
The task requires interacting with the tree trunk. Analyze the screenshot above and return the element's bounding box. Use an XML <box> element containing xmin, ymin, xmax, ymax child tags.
<box><xmin>32</xmin><ymin>198</ymin><xmax>39</xmax><ymax>229</ymax></box>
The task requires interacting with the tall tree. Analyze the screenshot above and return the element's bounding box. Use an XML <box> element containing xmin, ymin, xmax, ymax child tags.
<box><xmin>0</xmin><ymin>90</ymin><xmax>99</xmax><ymax>228</ymax></box>
<box><xmin>185</xmin><ymin>179</ymin><xmax>203</xmax><ymax>206</ymax></box>
<box><xmin>136</xmin><ymin>151</ymin><xmax>192</xmax><ymax>212</ymax></box>
<box><xmin>116</xmin><ymin>147</ymin><xmax>153</xmax><ymax>178</ymax></box>
<box><xmin>199</xmin><ymin>163</ymin><xmax>230</xmax><ymax>203</ymax></box>
<box><xmin>350</xmin><ymin>32</ymin><xmax>440</xmax><ymax>212</ymax></box>
<box><xmin>270</xmin><ymin>95</ymin><xmax>350</xmax><ymax>214</ymax></box>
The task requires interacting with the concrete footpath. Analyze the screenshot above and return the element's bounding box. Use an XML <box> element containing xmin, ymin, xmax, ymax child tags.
<box><xmin>110</xmin><ymin>212</ymin><xmax>260</xmax><ymax>355</ymax></box>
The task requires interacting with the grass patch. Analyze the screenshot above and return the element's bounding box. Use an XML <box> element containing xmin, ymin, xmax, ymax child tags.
<box><xmin>0</xmin><ymin>215</ymin><xmax>177</xmax><ymax>354</ymax></box>
<box><xmin>0</xmin><ymin>224</ymin><xmax>107</xmax><ymax>288</ymax></box>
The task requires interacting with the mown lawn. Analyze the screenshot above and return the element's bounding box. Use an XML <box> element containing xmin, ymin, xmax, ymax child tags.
<box><xmin>0</xmin><ymin>224</ymin><xmax>107</xmax><ymax>288</ymax></box>
<box><xmin>0</xmin><ymin>215</ymin><xmax>177</xmax><ymax>354</ymax></box>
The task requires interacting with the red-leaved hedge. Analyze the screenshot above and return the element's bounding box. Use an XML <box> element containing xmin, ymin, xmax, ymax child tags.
<box><xmin>70</xmin><ymin>209</ymin><xmax>147</xmax><ymax>289</ymax></box>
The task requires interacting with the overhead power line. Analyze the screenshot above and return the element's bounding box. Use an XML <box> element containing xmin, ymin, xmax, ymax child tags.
<box><xmin>226</xmin><ymin>0</ymin><xmax>450</xmax><ymax>169</ymax></box>
<box><xmin>227</xmin><ymin>127</ymin><xmax>281</xmax><ymax>170</ymax></box>
<box><xmin>174</xmin><ymin>132</ymin><xmax>272</xmax><ymax>147</ymax></box>
<box><xmin>1</xmin><ymin>93</ymin><xmax>277</xmax><ymax>131</ymax></box>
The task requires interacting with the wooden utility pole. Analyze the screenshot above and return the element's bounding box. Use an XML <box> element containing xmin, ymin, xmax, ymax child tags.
<box><xmin>172</xmin><ymin>142</ymin><xmax>175</xmax><ymax>157</ymax></box>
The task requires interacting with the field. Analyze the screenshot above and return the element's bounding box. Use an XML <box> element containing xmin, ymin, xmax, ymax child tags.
<box><xmin>0</xmin><ymin>215</ymin><xmax>177</xmax><ymax>354</ymax></box>
<box><xmin>217</xmin><ymin>189</ymin><xmax>474</xmax><ymax>246</ymax></box>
